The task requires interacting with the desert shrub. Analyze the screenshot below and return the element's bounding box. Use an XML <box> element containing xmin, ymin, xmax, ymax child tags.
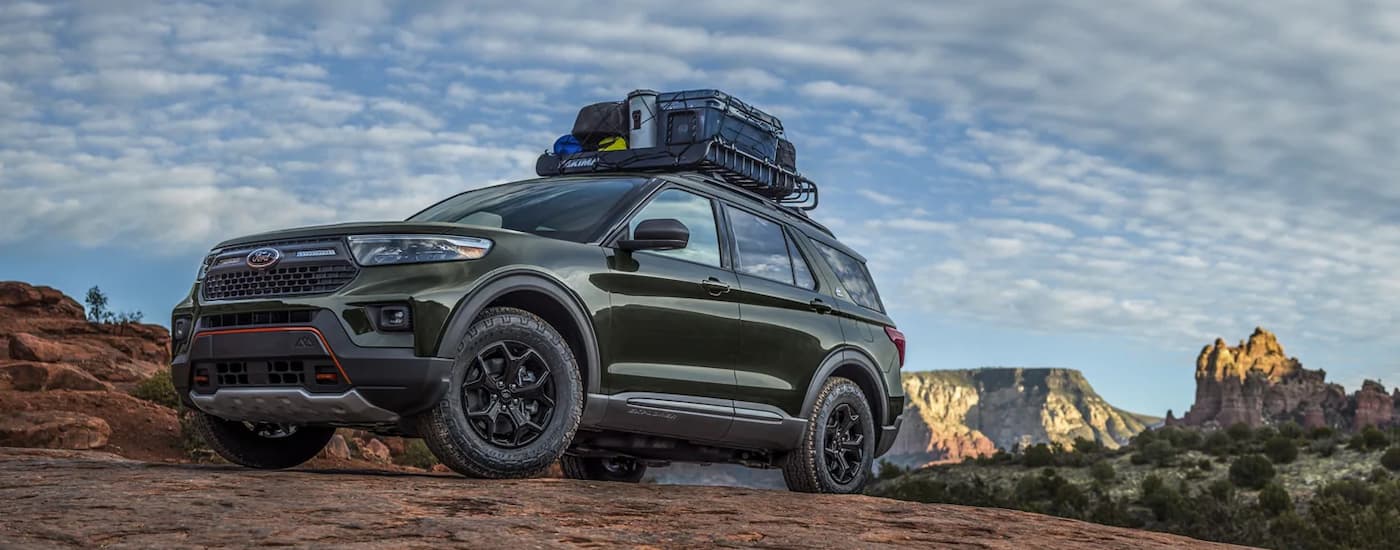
<box><xmin>1277</xmin><ymin>421</ymin><xmax>1304</xmax><ymax>440</ymax></box>
<box><xmin>131</xmin><ymin>371</ymin><xmax>179</xmax><ymax>409</ymax></box>
<box><xmin>178</xmin><ymin>411</ymin><xmax>214</xmax><ymax>462</ymax></box>
<box><xmin>1141</xmin><ymin>482</ymin><xmax>1187</xmax><ymax>522</ymax></box>
<box><xmin>1090</xmin><ymin>460</ymin><xmax>1116</xmax><ymax>484</ymax></box>
<box><xmin>1051</xmin><ymin>482</ymin><xmax>1089</xmax><ymax>516</ymax></box>
<box><xmin>1022</xmin><ymin>443</ymin><xmax>1055</xmax><ymax>468</ymax></box>
<box><xmin>1264</xmin><ymin>436</ymin><xmax>1299</xmax><ymax>464</ymax></box>
<box><xmin>1141</xmin><ymin>474</ymin><xmax>1165</xmax><ymax>497</ymax></box>
<box><xmin>1198</xmin><ymin>458</ymin><xmax>1214</xmax><ymax>471</ymax></box>
<box><xmin>1206</xmin><ymin>478</ymin><xmax>1235</xmax><ymax>502</ymax></box>
<box><xmin>1135</xmin><ymin>439</ymin><xmax>1176</xmax><ymax>467</ymax></box>
<box><xmin>1348</xmin><ymin>433</ymin><xmax>1368</xmax><ymax>451</ymax></box>
<box><xmin>1258</xmin><ymin>483</ymin><xmax>1292</xmax><ymax>516</ymax></box>
<box><xmin>1309</xmin><ymin>437</ymin><xmax>1337</xmax><ymax>457</ymax></box>
<box><xmin>1088</xmin><ymin>497</ymin><xmax>1139</xmax><ymax>528</ymax></box>
<box><xmin>877</xmin><ymin>460</ymin><xmax>906</xmax><ymax>480</ymax></box>
<box><xmin>395</xmin><ymin>439</ymin><xmax>439</xmax><ymax>469</ymax></box>
<box><xmin>1316</xmin><ymin>479</ymin><xmax>1375</xmax><ymax>506</ymax></box>
<box><xmin>1382</xmin><ymin>448</ymin><xmax>1400</xmax><ymax>472</ymax></box>
<box><xmin>1368</xmin><ymin>467</ymin><xmax>1391</xmax><ymax>483</ymax></box>
<box><xmin>1229</xmin><ymin>455</ymin><xmax>1276</xmax><ymax>489</ymax></box>
<box><xmin>1203</xmin><ymin>430</ymin><xmax>1234</xmax><ymax>456</ymax></box>
<box><xmin>1174</xmin><ymin>429</ymin><xmax>1203</xmax><ymax>450</ymax></box>
<box><xmin>1309</xmin><ymin>426</ymin><xmax>1336</xmax><ymax>440</ymax></box>
<box><xmin>1253</xmin><ymin>426</ymin><xmax>1278</xmax><ymax>442</ymax></box>
<box><xmin>1073</xmin><ymin>437</ymin><xmax>1104</xmax><ymax>455</ymax></box>
<box><xmin>1362</xmin><ymin>426</ymin><xmax>1390</xmax><ymax>450</ymax></box>
<box><xmin>1227</xmin><ymin>422</ymin><xmax>1254</xmax><ymax>442</ymax></box>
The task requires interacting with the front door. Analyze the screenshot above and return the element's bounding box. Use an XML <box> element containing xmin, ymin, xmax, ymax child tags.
<box><xmin>597</xmin><ymin>187</ymin><xmax>739</xmax><ymax>440</ymax></box>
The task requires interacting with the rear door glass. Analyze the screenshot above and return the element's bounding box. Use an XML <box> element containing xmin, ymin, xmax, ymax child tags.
<box><xmin>811</xmin><ymin>240</ymin><xmax>883</xmax><ymax>312</ymax></box>
<box><xmin>729</xmin><ymin>207</ymin><xmax>796</xmax><ymax>284</ymax></box>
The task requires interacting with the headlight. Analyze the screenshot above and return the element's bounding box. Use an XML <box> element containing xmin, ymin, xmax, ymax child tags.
<box><xmin>196</xmin><ymin>252</ymin><xmax>218</xmax><ymax>281</ymax></box>
<box><xmin>347</xmin><ymin>234</ymin><xmax>493</xmax><ymax>266</ymax></box>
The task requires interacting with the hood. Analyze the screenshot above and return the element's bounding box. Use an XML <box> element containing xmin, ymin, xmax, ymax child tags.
<box><xmin>214</xmin><ymin>221</ymin><xmax>526</xmax><ymax>249</ymax></box>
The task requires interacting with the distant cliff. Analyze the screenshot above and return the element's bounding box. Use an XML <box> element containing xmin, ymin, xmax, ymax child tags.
<box><xmin>1170</xmin><ymin>327</ymin><xmax>1397</xmax><ymax>430</ymax></box>
<box><xmin>883</xmin><ymin>368</ymin><xmax>1154</xmax><ymax>468</ymax></box>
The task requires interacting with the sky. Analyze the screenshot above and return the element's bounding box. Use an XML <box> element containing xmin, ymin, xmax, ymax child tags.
<box><xmin>2</xmin><ymin>0</ymin><xmax>1399</xmax><ymax>416</ymax></box>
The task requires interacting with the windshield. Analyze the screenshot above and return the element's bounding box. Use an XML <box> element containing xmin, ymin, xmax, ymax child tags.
<box><xmin>408</xmin><ymin>177</ymin><xmax>652</xmax><ymax>243</ymax></box>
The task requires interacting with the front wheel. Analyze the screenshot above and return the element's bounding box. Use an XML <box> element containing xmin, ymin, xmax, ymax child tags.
<box><xmin>418</xmin><ymin>307</ymin><xmax>583</xmax><ymax>478</ymax></box>
<box><xmin>782</xmin><ymin>377</ymin><xmax>875</xmax><ymax>493</ymax></box>
<box><xmin>560</xmin><ymin>455</ymin><xmax>647</xmax><ymax>483</ymax></box>
<box><xmin>189</xmin><ymin>411</ymin><xmax>336</xmax><ymax>469</ymax></box>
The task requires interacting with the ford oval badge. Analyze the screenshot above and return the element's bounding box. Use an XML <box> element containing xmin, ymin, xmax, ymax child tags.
<box><xmin>246</xmin><ymin>247</ymin><xmax>282</xmax><ymax>270</ymax></box>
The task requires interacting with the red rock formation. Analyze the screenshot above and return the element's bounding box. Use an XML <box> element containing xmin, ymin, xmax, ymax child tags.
<box><xmin>1177</xmin><ymin>327</ymin><xmax>1391</xmax><ymax>431</ymax></box>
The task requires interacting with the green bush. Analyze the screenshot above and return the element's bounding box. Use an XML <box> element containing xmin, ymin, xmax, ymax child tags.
<box><xmin>1264</xmin><ymin>436</ymin><xmax>1299</xmax><ymax>464</ymax></box>
<box><xmin>1258</xmin><ymin>483</ymin><xmax>1292</xmax><ymax>516</ymax></box>
<box><xmin>1309</xmin><ymin>426</ymin><xmax>1335</xmax><ymax>440</ymax></box>
<box><xmin>131</xmin><ymin>371</ymin><xmax>179</xmax><ymax>409</ymax></box>
<box><xmin>1348</xmin><ymin>433</ymin><xmax>1368</xmax><ymax>451</ymax></box>
<box><xmin>1141</xmin><ymin>474</ymin><xmax>1165</xmax><ymax>497</ymax></box>
<box><xmin>1023</xmin><ymin>443</ymin><xmax>1055</xmax><ymax>468</ymax></box>
<box><xmin>1362</xmin><ymin>426</ymin><xmax>1390</xmax><ymax>450</ymax></box>
<box><xmin>1382</xmin><ymin>448</ymin><xmax>1400</xmax><ymax>472</ymax></box>
<box><xmin>178</xmin><ymin>411</ymin><xmax>214</xmax><ymax>462</ymax></box>
<box><xmin>1277</xmin><ymin>421</ymin><xmax>1304</xmax><ymax>440</ymax></box>
<box><xmin>395</xmin><ymin>439</ymin><xmax>439</xmax><ymax>470</ymax></box>
<box><xmin>1198</xmin><ymin>458</ymin><xmax>1214</xmax><ymax>471</ymax></box>
<box><xmin>1229</xmin><ymin>454</ymin><xmax>1276</xmax><ymax>490</ymax></box>
<box><xmin>1135</xmin><ymin>439</ymin><xmax>1176</xmax><ymax>467</ymax></box>
<box><xmin>1090</xmin><ymin>460</ymin><xmax>1116</xmax><ymax>484</ymax></box>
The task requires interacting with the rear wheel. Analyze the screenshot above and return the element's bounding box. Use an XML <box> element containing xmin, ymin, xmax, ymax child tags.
<box><xmin>190</xmin><ymin>411</ymin><xmax>335</xmax><ymax>469</ymax></box>
<box><xmin>782</xmin><ymin>377</ymin><xmax>875</xmax><ymax>493</ymax></box>
<box><xmin>419</xmin><ymin>307</ymin><xmax>583</xmax><ymax>478</ymax></box>
<box><xmin>560</xmin><ymin>455</ymin><xmax>647</xmax><ymax>483</ymax></box>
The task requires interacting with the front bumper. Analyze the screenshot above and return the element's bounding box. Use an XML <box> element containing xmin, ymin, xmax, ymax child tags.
<box><xmin>172</xmin><ymin>309</ymin><xmax>453</xmax><ymax>426</ymax></box>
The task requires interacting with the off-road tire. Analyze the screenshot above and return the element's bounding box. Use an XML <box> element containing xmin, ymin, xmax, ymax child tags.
<box><xmin>419</xmin><ymin>307</ymin><xmax>583</xmax><ymax>479</ymax></box>
<box><xmin>782</xmin><ymin>377</ymin><xmax>875</xmax><ymax>493</ymax></box>
<box><xmin>189</xmin><ymin>410</ymin><xmax>336</xmax><ymax>469</ymax></box>
<box><xmin>559</xmin><ymin>455</ymin><xmax>647</xmax><ymax>483</ymax></box>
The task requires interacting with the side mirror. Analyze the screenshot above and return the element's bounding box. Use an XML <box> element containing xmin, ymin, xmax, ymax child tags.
<box><xmin>618</xmin><ymin>218</ymin><xmax>689</xmax><ymax>251</ymax></box>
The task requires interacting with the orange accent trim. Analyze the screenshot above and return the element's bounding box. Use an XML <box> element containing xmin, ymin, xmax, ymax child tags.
<box><xmin>193</xmin><ymin>326</ymin><xmax>352</xmax><ymax>384</ymax></box>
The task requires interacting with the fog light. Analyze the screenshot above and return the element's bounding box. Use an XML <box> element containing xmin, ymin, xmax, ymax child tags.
<box><xmin>172</xmin><ymin>316</ymin><xmax>192</xmax><ymax>342</ymax></box>
<box><xmin>378</xmin><ymin>305</ymin><xmax>412</xmax><ymax>331</ymax></box>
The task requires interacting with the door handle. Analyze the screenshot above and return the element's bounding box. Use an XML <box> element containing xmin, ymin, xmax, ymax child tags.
<box><xmin>700</xmin><ymin>277</ymin><xmax>731</xmax><ymax>296</ymax></box>
<box><xmin>809</xmin><ymin>298</ymin><xmax>833</xmax><ymax>314</ymax></box>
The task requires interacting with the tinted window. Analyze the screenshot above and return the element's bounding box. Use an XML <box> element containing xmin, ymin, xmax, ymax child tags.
<box><xmin>628</xmin><ymin>189</ymin><xmax>722</xmax><ymax>267</ymax></box>
<box><xmin>812</xmin><ymin>240</ymin><xmax>883</xmax><ymax>311</ymax></box>
<box><xmin>730</xmin><ymin>208</ymin><xmax>795</xmax><ymax>284</ymax></box>
<box><xmin>789</xmin><ymin>237</ymin><xmax>817</xmax><ymax>290</ymax></box>
<box><xmin>410</xmin><ymin>177</ymin><xmax>649</xmax><ymax>243</ymax></box>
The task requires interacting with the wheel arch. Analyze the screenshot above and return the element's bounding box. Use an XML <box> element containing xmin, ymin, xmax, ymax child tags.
<box><xmin>436</xmin><ymin>270</ymin><xmax>601</xmax><ymax>397</ymax></box>
<box><xmin>800</xmin><ymin>347</ymin><xmax>889</xmax><ymax>428</ymax></box>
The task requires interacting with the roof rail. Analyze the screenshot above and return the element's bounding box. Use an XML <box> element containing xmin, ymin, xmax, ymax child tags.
<box><xmin>671</xmin><ymin>172</ymin><xmax>834</xmax><ymax>237</ymax></box>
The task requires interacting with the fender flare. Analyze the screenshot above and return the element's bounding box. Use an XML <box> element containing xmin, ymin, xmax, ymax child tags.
<box><xmin>435</xmin><ymin>269</ymin><xmax>601</xmax><ymax>395</ymax></box>
<box><xmin>799</xmin><ymin>347</ymin><xmax>889</xmax><ymax>426</ymax></box>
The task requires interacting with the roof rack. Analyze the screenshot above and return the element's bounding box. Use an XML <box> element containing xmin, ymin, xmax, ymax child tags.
<box><xmin>536</xmin><ymin>141</ymin><xmax>819</xmax><ymax>211</ymax></box>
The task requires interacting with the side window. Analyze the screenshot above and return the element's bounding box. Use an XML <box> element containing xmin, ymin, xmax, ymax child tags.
<box><xmin>729</xmin><ymin>207</ymin><xmax>795</xmax><ymax>284</ymax></box>
<box><xmin>811</xmin><ymin>240</ymin><xmax>884</xmax><ymax>312</ymax></box>
<box><xmin>789</xmin><ymin>236</ymin><xmax>817</xmax><ymax>290</ymax></box>
<box><xmin>626</xmin><ymin>188</ymin><xmax>722</xmax><ymax>267</ymax></box>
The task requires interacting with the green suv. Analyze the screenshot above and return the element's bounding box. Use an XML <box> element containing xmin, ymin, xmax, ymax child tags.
<box><xmin>170</xmin><ymin>172</ymin><xmax>905</xmax><ymax>493</ymax></box>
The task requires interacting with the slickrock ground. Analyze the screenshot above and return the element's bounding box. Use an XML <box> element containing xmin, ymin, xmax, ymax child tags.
<box><xmin>0</xmin><ymin>448</ymin><xmax>1244</xmax><ymax>549</ymax></box>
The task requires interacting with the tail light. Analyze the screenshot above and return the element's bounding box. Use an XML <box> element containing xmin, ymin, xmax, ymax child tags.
<box><xmin>884</xmin><ymin>326</ymin><xmax>906</xmax><ymax>368</ymax></box>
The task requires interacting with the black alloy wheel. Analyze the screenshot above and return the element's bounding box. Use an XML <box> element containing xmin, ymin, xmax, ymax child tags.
<box><xmin>461</xmin><ymin>340</ymin><xmax>557</xmax><ymax>448</ymax></box>
<box><xmin>823</xmin><ymin>403</ymin><xmax>865</xmax><ymax>484</ymax></box>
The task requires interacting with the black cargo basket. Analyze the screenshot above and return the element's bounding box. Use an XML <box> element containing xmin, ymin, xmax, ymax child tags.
<box><xmin>535</xmin><ymin>141</ymin><xmax>819</xmax><ymax>210</ymax></box>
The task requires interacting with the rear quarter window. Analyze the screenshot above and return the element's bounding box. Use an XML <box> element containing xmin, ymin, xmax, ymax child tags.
<box><xmin>811</xmin><ymin>240</ymin><xmax>884</xmax><ymax>312</ymax></box>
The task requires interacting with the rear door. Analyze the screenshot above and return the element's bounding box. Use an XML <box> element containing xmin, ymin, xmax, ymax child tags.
<box><xmin>724</xmin><ymin>204</ymin><xmax>845</xmax><ymax>422</ymax></box>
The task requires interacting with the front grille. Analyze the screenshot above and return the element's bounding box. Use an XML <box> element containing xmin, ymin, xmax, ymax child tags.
<box><xmin>202</xmin><ymin>263</ymin><xmax>358</xmax><ymax>301</ymax></box>
<box><xmin>201</xmin><ymin>310</ymin><xmax>315</xmax><ymax>329</ymax></box>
